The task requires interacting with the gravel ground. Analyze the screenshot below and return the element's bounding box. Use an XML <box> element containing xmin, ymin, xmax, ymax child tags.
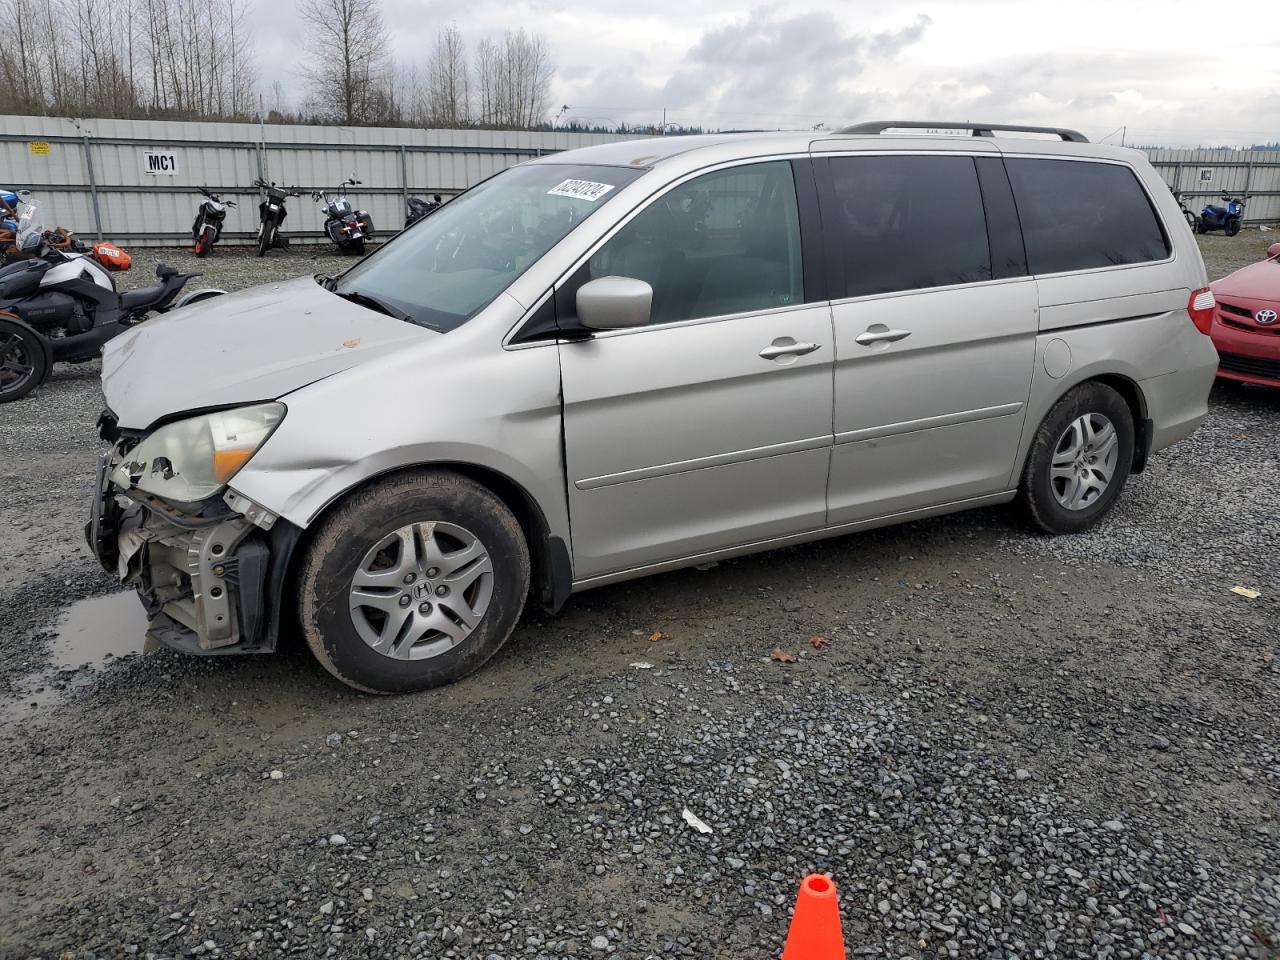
<box><xmin>0</xmin><ymin>239</ymin><xmax>1277</xmax><ymax>959</ymax></box>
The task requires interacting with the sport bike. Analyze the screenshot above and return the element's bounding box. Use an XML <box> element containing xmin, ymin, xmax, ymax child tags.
<box><xmin>192</xmin><ymin>187</ymin><xmax>236</xmax><ymax>257</ymax></box>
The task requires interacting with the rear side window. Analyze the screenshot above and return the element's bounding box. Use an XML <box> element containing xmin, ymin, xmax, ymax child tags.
<box><xmin>1005</xmin><ymin>159</ymin><xmax>1170</xmax><ymax>274</ymax></box>
<box><xmin>826</xmin><ymin>155</ymin><xmax>992</xmax><ymax>298</ymax></box>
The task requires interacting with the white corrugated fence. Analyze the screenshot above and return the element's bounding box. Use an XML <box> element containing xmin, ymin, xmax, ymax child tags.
<box><xmin>1</xmin><ymin>115</ymin><xmax>634</xmax><ymax>245</ymax></box>
<box><xmin>3</xmin><ymin>116</ymin><xmax>1277</xmax><ymax>245</ymax></box>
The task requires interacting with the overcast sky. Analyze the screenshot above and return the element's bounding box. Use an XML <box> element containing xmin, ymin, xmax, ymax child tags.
<box><xmin>259</xmin><ymin>0</ymin><xmax>1280</xmax><ymax>147</ymax></box>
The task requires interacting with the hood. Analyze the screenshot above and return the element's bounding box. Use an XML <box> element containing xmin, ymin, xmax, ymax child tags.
<box><xmin>102</xmin><ymin>275</ymin><xmax>435</xmax><ymax>428</ymax></box>
<box><xmin>1210</xmin><ymin>258</ymin><xmax>1280</xmax><ymax>303</ymax></box>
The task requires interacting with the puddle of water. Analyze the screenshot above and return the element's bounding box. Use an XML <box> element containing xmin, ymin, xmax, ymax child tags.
<box><xmin>5</xmin><ymin>592</ymin><xmax>151</xmax><ymax>718</ymax></box>
<box><xmin>49</xmin><ymin>592</ymin><xmax>150</xmax><ymax>670</ymax></box>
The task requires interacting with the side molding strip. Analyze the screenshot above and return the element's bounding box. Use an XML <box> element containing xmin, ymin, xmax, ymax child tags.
<box><xmin>834</xmin><ymin>402</ymin><xmax>1023</xmax><ymax>445</ymax></box>
<box><xmin>576</xmin><ymin>435</ymin><xmax>833</xmax><ymax>490</ymax></box>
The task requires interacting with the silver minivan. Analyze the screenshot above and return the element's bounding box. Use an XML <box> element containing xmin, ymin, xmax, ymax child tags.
<box><xmin>88</xmin><ymin>121</ymin><xmax>1219</xmax><ymax>693</ymax></box>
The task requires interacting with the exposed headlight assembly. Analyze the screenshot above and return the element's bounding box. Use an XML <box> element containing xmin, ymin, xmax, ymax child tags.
<box><xmin>112</xmin><ymin>403</ymin><xmax>285</xmax><ymax>503</ymax></box>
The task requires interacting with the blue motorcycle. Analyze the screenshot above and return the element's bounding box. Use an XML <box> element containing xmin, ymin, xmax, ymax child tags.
<box><xmin>1195</xmin><ymin>195</ymin><xmax>1247</xmax><ymax>236</ymax></box>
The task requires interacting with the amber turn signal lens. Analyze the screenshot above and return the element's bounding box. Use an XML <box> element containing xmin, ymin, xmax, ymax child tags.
<box><xmin>212</xmin><ymin>448</ymin><xmax>256</xmax><ymax>484</ymax></box>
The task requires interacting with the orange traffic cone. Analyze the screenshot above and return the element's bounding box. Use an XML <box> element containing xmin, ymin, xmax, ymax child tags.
<box><xmin>781</xmin><ymin>874</ymin><xmax>846</xmax><ymax>960</ymax></box>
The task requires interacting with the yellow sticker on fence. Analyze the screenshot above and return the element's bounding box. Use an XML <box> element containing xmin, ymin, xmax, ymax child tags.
<box><xmin>28</xmin><ymin>141</ymin><xmax>50</xmax><ymax>156</ymax></box>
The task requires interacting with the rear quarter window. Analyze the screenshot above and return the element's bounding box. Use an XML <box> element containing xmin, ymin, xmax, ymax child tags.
<box><xmin>1005</xmin><ymin>158</ymin><xmax>1170</xmax><ymax>275</ymax></box>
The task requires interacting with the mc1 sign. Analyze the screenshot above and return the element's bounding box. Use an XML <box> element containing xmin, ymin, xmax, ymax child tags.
<box><xmin>143</xmin><ymin>151</ymin><xmax>179</xmax><ymax>176</ymax></box>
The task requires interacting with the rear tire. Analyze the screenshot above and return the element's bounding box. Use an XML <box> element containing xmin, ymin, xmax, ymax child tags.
<box><xmin>297</xmin><ymin>470</ymin><xmax>530</xmax><ymax>694</ymax></box>
<box><xmin>353</xmin><ymin>238</ymin><xmax>366</xmax><ymax>255</ymax></box>
<box><xmin>1019</xmin><ymin>382</ymin><xmax>1134</xmax><ymax>534</ymax></box>
<box><xmin>0</xmin><ymin>313</ymin><xmax>51</xmax><ymax>403</ymax></box>
<box><xmin>256</xmin><ymin>223</ymin><xmax>271</xmax><ymax>257</ymax></box>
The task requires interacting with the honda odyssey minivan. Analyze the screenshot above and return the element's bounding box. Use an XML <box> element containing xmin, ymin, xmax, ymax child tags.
<box><xmin>88</xmin><ymin>121</ymin><xmax>1219</xmax><ymax>693</ymax></box>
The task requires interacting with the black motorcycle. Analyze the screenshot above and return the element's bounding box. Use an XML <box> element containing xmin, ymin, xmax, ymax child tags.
<box><xmin>253</xmin><ymin>178</ymin><xmax>301</xmax><ymax>257</ymax></box>
<box><xmin>0</xmin><ymin>208</ymin><xmax>223</xmax><ymax>402</ymax></box>
<box><xmin>192</xmin><ymin>187</ymin><xmax>236</xmax><ymax>257</ymax></box>
<box><xmin>314</xmin><ymin>177</ymin><xmax>374</xmax><ymax>254</ymax></box>
<box><xmin>1170</xmin><ymin>190</ymin><xmax>1196</xmax><ymax>233</ymax></box>
<box><xmin>405</xmin><ymin>194</ymin><xmax>444</xmax><ymax>227</ymax></box>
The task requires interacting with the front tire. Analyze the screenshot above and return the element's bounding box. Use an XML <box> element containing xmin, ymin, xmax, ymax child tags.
<box><xmin>1225</xmin><ymin>217</ymin><xmax>1241</xmax><ymax>237</ymax></box>
<box><xmin>1019</xmin><ymin>382</ymin><xmax>1134</xmax><ymax>534</ymax></box>
<box><xmin>256</xmin><ymin>223</ymin><xmax>271</xmax><ymax>257</ymax></box>
<box><xmin>297</xmin><ymin>470</ymin><xmax>531</xmax><ymax>694</ymax></box>
<box><xmin>0</xmin><ymin>314</ymin><xmax>50</xmax><ymax>403</ymax></box>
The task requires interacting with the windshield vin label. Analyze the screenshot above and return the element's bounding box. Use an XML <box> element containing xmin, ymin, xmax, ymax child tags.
<box><xmin>547</xmin><ymin>179</ymin><xmax>615</xmax><ymax>202</ymax></box>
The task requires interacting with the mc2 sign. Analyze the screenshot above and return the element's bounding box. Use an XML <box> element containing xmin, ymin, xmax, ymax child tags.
<box><xmin>143</xmin><ymin>151</ymin><xmax>179</xmax><ymax>176</ymax></box>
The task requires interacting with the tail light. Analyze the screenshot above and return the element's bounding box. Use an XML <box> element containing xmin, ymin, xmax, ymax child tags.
<box><xmin>1188</xmin><ymin>287</ymin><xmax>1215</xmax><ymax>335</ymax></box>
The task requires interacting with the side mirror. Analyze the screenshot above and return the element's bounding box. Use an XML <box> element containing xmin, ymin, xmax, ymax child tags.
<box><xmin>576</xmin><ymin>276</ymin><xmax>652</xmax><ymax>330</ymax></box>
<box><xmin>1269</xmin><ymin>242</ymin><xmax>1280</xmax><ymax>260</ymax></box>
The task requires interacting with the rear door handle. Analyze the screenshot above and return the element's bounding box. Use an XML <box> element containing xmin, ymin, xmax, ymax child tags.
<box><xmin>759</xmin><ymin>339</ymin><xmax>821</xmax><ymax>360</ymax></box>
<box><xmin>854</xmin><ymin>326</ymin><xmax>912</xmax><ymax>346</ymax></box>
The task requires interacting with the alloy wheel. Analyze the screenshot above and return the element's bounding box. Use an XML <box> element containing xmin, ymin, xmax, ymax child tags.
<box><xmin>1050</xmin><ymin>413</ymin><xmax>1119</xmax><ymax>511</ymax></box>
<box><xmin>348</xmin><ymin>521</ymin><xmax>495</xmax><ymax>661</ymax></box>
<box><xmin>0</xmin><ymin>329</ymin><xmax>37</xmax><ymax>396</ymax></box>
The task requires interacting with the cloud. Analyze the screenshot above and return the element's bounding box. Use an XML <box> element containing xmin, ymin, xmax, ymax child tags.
<box><xmin>563</xmin><ymin>8</ymin><xmax>932</xmax><ymax>128</ymax></box>
<box><xmin>249</xmin><ymin>0</ymin><xmax>1279</xmax><ymax>146</ymax></box>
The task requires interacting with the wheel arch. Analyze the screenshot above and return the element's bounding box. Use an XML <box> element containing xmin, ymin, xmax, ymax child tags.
<box><xmin>1014</xmin><ymin>368</ymin><xmax>1152</xmax><ymax>492</ymax></box>
<box><xmin>1087</xmin><ymin>373</ymin><xmax>1151</xmax><ymax>472</ymax></box>
<box><xmin>287</xmin><ymin>461</ymin><xmax>572</xmax><ymax>616</ymax></box>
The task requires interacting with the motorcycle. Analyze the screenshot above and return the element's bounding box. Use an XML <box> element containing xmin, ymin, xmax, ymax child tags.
<box><xmin>0</xmin><ymin>202</ymin><xmax>225</xmax><ymax>403</ymax></box>
<box><xmin>314</xmin><ymin>177</ymin><xmax>374</xmax><ymax>254</ymax></box>
<box><xmin>1195</xmin><ymin>195</ymin><xmax>1248</xmax><ymax>236</ymax></box>
<box><xmin>253</xmin><ymin>178</ymin><xmax>301</xmax><ymax>257</ymax></box>
<box><xmin>1170</xmin><ymin>190</ymin><xmax>1196</xmax><ymax>232</ymax></box>
<box><xmin>191</xmin><ymin>187</ymin><xmax>236</xmax><ymax>257</ymax></box>
<box><xmin>2</xmin><ymin>210</ymin><xmax>126</xmax><ymax>270</ymax></box>
<box><xmin>405</xmin><ymin>193</ymin><xmax>443</xmax><ymax>227</ymax></box>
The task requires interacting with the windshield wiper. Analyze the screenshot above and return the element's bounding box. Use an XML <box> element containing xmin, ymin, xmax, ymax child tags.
<box><xmin>332</xmin><ymin>289</ymin><xmax>412</xmax><ymax>323</ymax></box>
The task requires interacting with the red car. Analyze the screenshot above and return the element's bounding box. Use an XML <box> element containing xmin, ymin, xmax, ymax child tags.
<box><xmin>1209</xmin><ymin>241</ymin><xmax>1280</xmax><ymax>387</ymax></box>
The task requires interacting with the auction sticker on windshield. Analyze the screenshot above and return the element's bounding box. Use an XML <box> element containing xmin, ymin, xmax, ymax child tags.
<box><xmin>547</xmin><ymin>179</ymin><xmax>616</xmax><ymax>202</ymax></box>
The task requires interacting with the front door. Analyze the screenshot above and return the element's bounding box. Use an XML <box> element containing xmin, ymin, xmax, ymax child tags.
<box><xmin>558</xmin><ymin>159</ymin><xmax>835</xmax><ymax>580</ymax></box>
<box><xmin>818</xmin><ymin>153</ymin><xmax>1039</xmax><ymax>524</ymax></box>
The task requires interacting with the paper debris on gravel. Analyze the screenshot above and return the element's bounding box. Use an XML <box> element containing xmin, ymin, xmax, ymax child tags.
<box><xmin>770</xmin><ymin>647</ymin><xmax>797</xmax><ymax>663</ymax></box>
<box><xmin>681</xmin><ymin>808</ymin><xmax>713</xmax><ymax>834</ymax></box>
<box><xmin>648</xmin><ymin>631</ymin><xmax>671</xmax><ymax>643</ymax></box>
<box><xmin>629</xmin><ymin>661</ymin><xmax>653</xmax><ymax>670</ymax></box>
<box><xmin>1230</xmin><ymin>586</ymin><xmax>1261</xmax><ymax>599</ymax></box>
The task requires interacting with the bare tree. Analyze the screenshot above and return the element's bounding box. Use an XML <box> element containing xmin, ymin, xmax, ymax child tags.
<box><xmin>297</xmin><ymin>0</ymin><xmax>389</xmax><ymax>125</ymax></box>
<box><xmin>473</xmin><ymin>29</ymin><xmax>553</xmax><ymax>129</ymax></box>
<box><xmin>0</xmin><ymin>0</ymin><xmax>556</xmax><ymax>130</ymax></box>
<box><xmin>425</xmin><ymin>24</ymin><xmax>469</xmax><ymax>126</ymax></box>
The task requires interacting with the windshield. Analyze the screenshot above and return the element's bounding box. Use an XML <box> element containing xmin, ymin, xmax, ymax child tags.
<box><xmin>334</xmin><ymin>163</ymin><xmax>643</xmax><ymax>331</ymax></box>
<box><xmin>15</xmin><ymin>198</ymin><xmax>42</xmax><ymax>251</ymax></box>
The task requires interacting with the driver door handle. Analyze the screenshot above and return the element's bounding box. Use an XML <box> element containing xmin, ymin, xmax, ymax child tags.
<box><xmin>855</xmin><ymin>326</ymin><xmax>912</xmax><ymax>346</ymax></box>
<box><xmin>759</xmin><ymin>340</ymin><xmax>821</xmax><ymax>359</ymax></box>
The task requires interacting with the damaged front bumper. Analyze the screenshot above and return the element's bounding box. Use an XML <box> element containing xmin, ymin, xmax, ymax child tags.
<box><xmin>86</xmin><ymin>447</ymin><xmax>301</xmax><ymax>656</ymax></box>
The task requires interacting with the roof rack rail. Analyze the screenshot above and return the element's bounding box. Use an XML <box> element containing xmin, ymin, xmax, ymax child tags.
<box><xmin>837</xmin><ymin>121</ymin><xmax>1089</xmax><ymax>144</ymax></box>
